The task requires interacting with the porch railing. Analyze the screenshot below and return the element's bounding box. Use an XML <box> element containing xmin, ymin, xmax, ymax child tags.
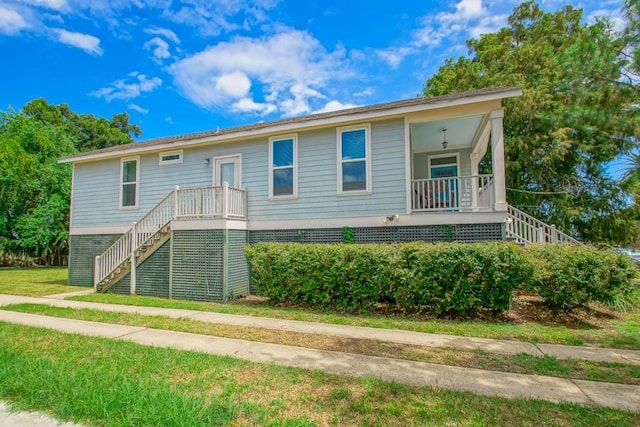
<box><xmin>411</xmin><ymin>175</ymin><xmax>494</xmax><ymax>212</ymax></box>
<box><xmin>94</xmin><ymin>183</ymin><xmax>246</xmax><ymax>288</ymax></box>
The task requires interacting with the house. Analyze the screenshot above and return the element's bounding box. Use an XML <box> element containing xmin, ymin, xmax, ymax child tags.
<box><xmin>60</xmin><ymin>86</ymin><xmax>576</xmax><ymax>302</ymax></box>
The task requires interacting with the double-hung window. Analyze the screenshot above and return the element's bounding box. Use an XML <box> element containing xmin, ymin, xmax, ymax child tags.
<box><xmin>120</xmin><ymin>156</ymin><xmax>139</xmax><ymax>209</ymax></box>
<box><xmin>269</xmin><ymin>135</ymin><xmax>297</xmax><ymax>199</ymax></box>
<box><xmin>337</xmin><ymin>124</ymin><xmax>371</xmax><ymax>194</ymax></box>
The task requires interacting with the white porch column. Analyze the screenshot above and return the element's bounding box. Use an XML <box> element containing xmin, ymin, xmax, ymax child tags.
<box><xmin>491</xmin><ymin>109</ymin><xmax>508</xmax><ymax>212</ymax></box>
<box><xmin>470</xmin><ymin>153</ymin><xmax>480</xmax><ymax>210</ymax></box>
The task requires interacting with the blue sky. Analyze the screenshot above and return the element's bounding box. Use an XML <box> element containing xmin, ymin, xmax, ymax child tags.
<box><xmin>0</xmin><ymin>0</ymin><xmax>625</xmax><ymax>141</ymax></box>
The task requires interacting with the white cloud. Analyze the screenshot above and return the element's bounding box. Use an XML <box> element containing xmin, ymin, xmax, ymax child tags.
<box><xmin>470</xmin><ymin>13</ymin><xmax>508</xmax><ymax>38</ymax></box>
<box><xmin>162</xmin><ymin>0</ymin><xmax>278</xmax><ymax>36</ymax></box>
<box><xmin>128</xmin><ymin>103</ymin><xmax>149</xmax><ymax>114</ymax></box>
<box><xmin>413</xmin><ymin>0</ymin><xmax>504</xmax><ymax>48</ymax></box>
<box><xmin>0</xmin><ymin>4</ymin><xmax>29</xmax><ymax>35</ymax></box>
<box><xmin>169</xmin><ymin>28</ymin><xmax>351</xmax><ymax>116</ymax></box>
<box><xmin>144</xmin><ymin>26</ymin><xmax>180</xmax><ymax>43</ymax></box>
<box><xmin>231</xmin><ymin>97</ymin><xmax>276</xmax><ymax>114</ymax></box>
<box><xmin>90</xmin><ymin>72</ymin><xmax>162</xmax><ymax>101</ymax></box>
<box><xmin>313</xmin><ymin>100</ymin><xmax>358</xmax><ymax>114</ymax></box>
<box><xmin>376</xmin><ymin>47</ymin><xmax>414</xmax><ymax>68</ymax></box>
<box><xmin>215</xmin><ymin>71</ymin><xmax>251</xmax><ymax>98</ymax></box>
<box><xmin>53</xmin><ymin>28</ymin><xmax>103</xmax><ymax>54</ymax></box>
<box><xmin>143</xmin><ymin>36</ymin><xmax>170</xmax><ymax>61</ymax></box>
<box><xmin>19</xmin><ymin>0</ymin><xmax>68</xmax><ymax>11</ymax></box>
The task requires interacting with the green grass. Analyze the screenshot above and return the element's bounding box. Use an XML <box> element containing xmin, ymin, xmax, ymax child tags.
<box><xmin>5</xmin><ymin>303</ymin><xmax>639</xmax><ymax>386</ymax></box>
<box><xmin>71</xmin><ymin>290</ymin><xmax>640</xmax><ymax>350</ymax></box>
<box><xmin>5</xmin><ymin>267</ymin><xmax>640</xmax><ymax>350</ymax></box>
<box><xmin>0</xmin><ymin>267</ymin><xmax>80</xmax><ymax>296</ymax></box>
<box><xmin>1</xmin><ymin>322</ymin><xmax>638</xmax><ymax>426</ymax></box>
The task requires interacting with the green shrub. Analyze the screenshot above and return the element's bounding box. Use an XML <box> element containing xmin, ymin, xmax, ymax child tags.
<box><xmin>245</xmin><ymin>242</ymin><xmax>530</xmax><ymax>317</ymax></box>
<box><xmin>523</xmin><ymin>244</ymin><xmax>636</xmax><ymax>312</ymax></box>
<box><xmin>397</xmin><ymin>242</ymin><xmax>532</xmax><ymax>317</ymax></box>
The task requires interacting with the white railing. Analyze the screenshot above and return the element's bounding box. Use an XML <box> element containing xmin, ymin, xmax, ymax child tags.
<box><xmin>411</xmin><ymin>175</ymin><xmax>494</xmax><ymax>211</ymax></box>
<box><xmin>176</xmin><ymin>184</ymin><xmax>245</xmax><ymax>218</ymax></box>
<box><xmin>94</xmin><ymin>184</ymin><xmax>246</xmax><ymax>288</ymax></box>
<box><xmin>506</xmin><ymin>205</ymin><xmax>579</xmax><ymax>244</ymax></box>
<box><xmin>478</xmin><ymin>176</ymin><xmax>495</xmax><ymax>208</ymax></box>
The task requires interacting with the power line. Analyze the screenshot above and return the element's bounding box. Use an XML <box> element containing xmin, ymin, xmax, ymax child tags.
<box><xmin>507</xmin><ymin>187</ymin><xmax>569</xmax><ymax>195</ymax></box>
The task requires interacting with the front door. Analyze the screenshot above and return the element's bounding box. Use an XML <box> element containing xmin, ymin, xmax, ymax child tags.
<box><xmin>214</xmin><ymin>155</ymin><xmax>241</xmax><ymax>187</ymax></box>
<box><xmin>429</xmin><ymin>155</ymin><xmax>458</xmax><ymax>209</ymax></box>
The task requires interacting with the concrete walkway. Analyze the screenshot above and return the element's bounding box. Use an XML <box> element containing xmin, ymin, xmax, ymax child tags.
<box><xmin>0</xmin><ymin>293</ymin><xmax>639</xmax><ymax>412</ymax></box>
<box><xmin>0</xmin><ymin>402</ymin><xmax>82</xmax><ymax>427</ymax></box>
<box><xmin>0</xmin><ymin>293</ymin><xmax>639</xmax><ymax>365</ymax></box>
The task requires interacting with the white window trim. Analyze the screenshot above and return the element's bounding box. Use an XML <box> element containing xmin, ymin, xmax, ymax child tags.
<box><xmin>268</xmin><ymin>134</ymin><xmax>298</xmax><ymax>200</ymax></box>
<box><xmin>159</xmin><ymin>149</ymin><xmax>183</xmax><ymax>165</ymax></box>
<box><xmin>119</xmin><ymin>156</ymin><xmax>140</xmax><ymax>210</ymax></box>
<box><xmin>337</xmin><ymin>123</ymin><xmax>372</xmax><ymax>195</ymax></box>
<box><xmin>427</xmin><ymin>152</ymin><xmax>460</xmax><ymax>178</ymax></box>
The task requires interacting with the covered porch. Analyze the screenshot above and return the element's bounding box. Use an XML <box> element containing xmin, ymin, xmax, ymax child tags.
<box><xmin>407</xmin><ymin>107</ymin><xmax>507</xmax><ymax>214</ymax></box>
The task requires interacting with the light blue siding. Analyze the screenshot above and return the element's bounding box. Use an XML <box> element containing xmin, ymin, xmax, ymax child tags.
<box><xmin>413</xmin><ymin>148</ymin><xmax>472</xmax><ymax>180</ymax></box>
<box><xmin>71</xmin><ymin>118</ymin><xmax>407</xmax><ymax>227</ymax></box>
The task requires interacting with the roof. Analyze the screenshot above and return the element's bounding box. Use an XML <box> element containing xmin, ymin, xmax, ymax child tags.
<box><xmin>59</xmin><ymin>86</ymin><xmax>521</xmax><ymax>163</ymax></box>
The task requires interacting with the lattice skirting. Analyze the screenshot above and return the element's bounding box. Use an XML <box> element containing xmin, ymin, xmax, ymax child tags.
<box><xmin>69</xmin><ymin>234</ymin><xmax>121</xmax><ymax>286</ymax></box>
<box><xmin>249</xmin><ymin>223</ymin><xmax>505</xmax><ymax>244</ymax></box>
<box><xmin>103</xmin><ymin>230</ymin><xmax>250</xmax><ymax>303</ymax></box>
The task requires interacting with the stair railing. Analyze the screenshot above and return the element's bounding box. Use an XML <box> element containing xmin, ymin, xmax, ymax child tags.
<box><xmin>94</xmin><ymin>184</ymin><xmax>246</xmax><ymax>289</ymax></box>
<box><xmin>506</xmin><ymin>205</ymin><xmax>579</xmax><ymax>244</ymax></box>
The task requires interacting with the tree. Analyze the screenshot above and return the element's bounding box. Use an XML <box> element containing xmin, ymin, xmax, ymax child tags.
<box><xmin>0</xmin><ymin>100</ymin><xmax>142</xmax><ymax>264</ymax></box>
<box><xmin>0</xmin><ymin>112</ymin><xmax>75</xmax><ymax>263</ymax></box>
<box><xmin>424</xmin><ymin>1</ymin><xmax>640</xmax><ymax>244</ymax></box>
<box><xmin>22</xmin><ymin>98</ymin><xmax>141</xmax><ymax>152</ymax></box>
<box><xmin>624</xmin><ymin>0</ymin><xmax>640</xmax><ymax>76</ymax></box>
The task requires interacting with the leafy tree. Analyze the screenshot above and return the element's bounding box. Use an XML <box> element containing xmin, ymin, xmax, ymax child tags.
<box><xmin>424</xmin><ymin>1</ymin><xmax>640</xmax><ymax>244</ymax></box>
<box><xmin>0</xmin><ymin>100</ymin><xmax>142</xmax><ymax>264</ymax></box>
<box><xmin>23</xmin><ymin>98</ymin><xmax>141</xmax><ymax>152</ymax></box>
<box><xmin>0</xmin><ymin>112</ymin><xmax>75</xmax><ymax>262</ymax></box>
<box><xmin>624</xmin><ymin>0</ymin><xmax>640</xmax><ymax>76</ymax></box>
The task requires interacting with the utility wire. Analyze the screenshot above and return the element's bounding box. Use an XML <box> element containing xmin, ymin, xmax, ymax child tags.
<box><xmin>507</xmin><ymin>187</ymin><xmax>569</xmax><ymax>195</ymax></box>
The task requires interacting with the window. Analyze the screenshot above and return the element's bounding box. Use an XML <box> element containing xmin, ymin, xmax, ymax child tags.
<box><xmin>337</xmin><ymin>124</ymin><xmax>371</xmax><ymax>194</ymax></box>
<box><xmin>269</xmin><ymin>135</ymin><xmax>297</xmax><ymax>198</ymax></box>
<box><xmin>159</xmin><ymin>150</ymin><xmax>183</xmax><ymax>165</ymax></box>
<box><xmin>120</xmin><ymin>157</ymin><xmax>139</xmax><ymax>209</ymax></box>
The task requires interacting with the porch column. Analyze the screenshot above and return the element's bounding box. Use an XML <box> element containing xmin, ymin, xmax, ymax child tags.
<box><xmin>491</xmin><ymin>109</ymin><xmax>507</xmax><ymax>212</ymax></box>
<box><xmin>470</xmin><ymin>153</ymin><xmax>480</xmax><ymax>211</ymax></box>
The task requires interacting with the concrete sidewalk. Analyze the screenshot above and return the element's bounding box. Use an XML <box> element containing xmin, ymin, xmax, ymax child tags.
<box><xmin>0</xmin><ymin>307</ymin><xmax>639</xmax><ymax>411</ymax></box>
<box><xmin>0</xmin><ymin>402</ymin><xmax>82</xmax><ymax>427</ymax></box>
<box><xmin>0</xmin><ymin>293</ymin><xmax>639</xmax><ymax>365</ymax></box>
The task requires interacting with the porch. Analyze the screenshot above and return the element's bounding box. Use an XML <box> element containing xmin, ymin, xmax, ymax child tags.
<box><xmin>407</xmin><ymin>108</ymin><xmax>507</xmax><ymax>214</ymax></box>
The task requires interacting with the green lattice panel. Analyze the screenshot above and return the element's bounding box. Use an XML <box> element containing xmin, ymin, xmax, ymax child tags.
<box><xmin>68</xmin><ymin>234</ymin><xmax>120</xmax><ymax>286</ymax></box>
<box><xmin>171</xmin><ymin>230</ymin><xmax>224</xmax><ymax>302</ymax></box>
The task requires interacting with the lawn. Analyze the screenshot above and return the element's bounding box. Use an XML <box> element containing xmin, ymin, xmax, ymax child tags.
<box><xmin>0</xmin><ymin>267</ymin><xmax>79</xmax><ymax>296</ymax></box>
<box><xmin>72</xmin><ymin>289</ymin><xmax>640</xmax><ymax>350</ymax></box>
<box><xmin>1</xmin><ymin>322</ymin><xmax>638</xmax><ymax>426</ymax></box>
<box><xmin>4</xmin><ymin>267</ymin><xmax>640</xmax><ymax>350</ymax></box>
<box><xmin>5</xmin><ymin>303</ymin><xmax>639</xmax><ymax>386</ymax></box>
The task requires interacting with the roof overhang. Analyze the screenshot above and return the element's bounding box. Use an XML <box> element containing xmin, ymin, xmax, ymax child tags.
<box><xmin>59</xmin><ymin>86</ymin><xmax>521</xmax><ymax>164</ymax></box>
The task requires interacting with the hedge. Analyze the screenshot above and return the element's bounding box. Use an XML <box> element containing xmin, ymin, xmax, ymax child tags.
<box><xmin>523</xmin><ymin>244</ymin><xmax>636</xmax><ymax>311</ymax></box>
<box><xmin>245</xmin><ymin>241</ymin><xmax>530</xmax><ymax>317</ymax></box>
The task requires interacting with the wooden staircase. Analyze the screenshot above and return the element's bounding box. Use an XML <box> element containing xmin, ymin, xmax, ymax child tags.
<box><xmin>506</xmin><ymin>205</ymin><xmax>579</xmax><ymax>245</ymax></box>
<box><xmin>96</xmin><ymin>227</ymin><xmax>171</xmax><ymax>293</ymax></box>
<box><xmin>93</xmin><ymin>184</ymin><xmax>248</xmax><ymax>294</ymax></box>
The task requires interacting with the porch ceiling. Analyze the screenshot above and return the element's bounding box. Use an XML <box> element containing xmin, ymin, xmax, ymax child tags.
<box><xmin>410</xmin><ymin>115</ymin><xmax>484</xmax><ymax>151</ymax></box>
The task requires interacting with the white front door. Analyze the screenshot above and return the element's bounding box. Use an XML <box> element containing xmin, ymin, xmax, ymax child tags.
<box><xmin>213</xmin><ymin>155</ymin><xmax>241</xmax><ymax>188</ymax></box>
